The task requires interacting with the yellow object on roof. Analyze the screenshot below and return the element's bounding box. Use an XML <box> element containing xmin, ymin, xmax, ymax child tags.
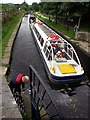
<box><xmin>58</xmin><ymin>64</ymin><xmax>76</xmax><ymax>74</ymax></box>
<box><xmin>36</xmin><ymin>18</ymin><xmax>39</xmax><ymax>22</ymax></box>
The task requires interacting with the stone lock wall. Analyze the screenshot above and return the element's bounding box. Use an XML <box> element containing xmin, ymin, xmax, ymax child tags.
<box><xmin>75</xmin><ymin>32</ymin><xmax>90</xmax><ymax>43</ymax></box>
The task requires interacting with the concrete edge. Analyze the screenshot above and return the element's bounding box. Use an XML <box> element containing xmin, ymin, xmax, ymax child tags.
<box><xmin>2</xmin><ymin>19</ymin><xmax>22</xmax><ymax>74</ymax></box>
<box><xmin>1</xmin><ymin>18</ymin><xmax>23</xmax><ymax>119</ymax></box>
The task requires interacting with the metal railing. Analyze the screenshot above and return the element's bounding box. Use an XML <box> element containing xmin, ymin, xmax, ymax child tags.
<box><xmin>12</xmin><ymin>91</ymin><xmax>26</xmax><ymax>114</ymax></box>
<box><xmin>29</xmin><ymin>65</ymin><xmax>64</xmax><ymax>120</ymax></box>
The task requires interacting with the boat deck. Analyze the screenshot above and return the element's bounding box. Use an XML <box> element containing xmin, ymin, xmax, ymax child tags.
<box><xmin>38</xmin><ymin>24</ymin><xmax>53</xmax><ymax>36</ymax></box>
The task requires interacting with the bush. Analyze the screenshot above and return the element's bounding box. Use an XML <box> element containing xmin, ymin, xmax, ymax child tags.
<box><xmin>2</xmin><ymin>11</ymin><xmax>24</xmax><ymax>56</ymax></box>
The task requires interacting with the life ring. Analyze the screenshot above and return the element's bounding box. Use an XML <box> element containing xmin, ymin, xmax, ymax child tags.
<box><xmin>49</xmin><ymin>34</ymin><xmax>60</xmax><ymax>39</ymax></box>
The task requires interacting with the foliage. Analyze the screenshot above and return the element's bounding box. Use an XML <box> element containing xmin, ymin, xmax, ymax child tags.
<box><xmin>32</xmin><ymin>2</ymin><xmax>39</xmax><ymax>12</ymax></box>
<box><xmin>36</xmin><ymin>13</ymin><xmax>75</xmax><ymax>39</ymax></box>
<box><xmin>2</xmin><ymin>11</ymin><xmax>24</xmax><ymax>56</ymax></box>
<box><xmin>2</xmin><ymin>2</ymin><xmax>33</xmax><ymax>56</ymax></box>
<box><xmin>0</xmin><ymin>4</ymin><xmax>2</xmax><ymax>10</ymax></box>
<box><xmin>21</xmin><ymin>1</ymin><xmax>29</xmax><ymax>11</ymax></box>
<box><xmin>38</xmin><ymin>2</ymin><xmax>90</xmax><ymax>31</ymax></box>
<box><xmin>2</xmin><ymin>3</ymin><xmax>16</xmax><ymax>10</ymax></box>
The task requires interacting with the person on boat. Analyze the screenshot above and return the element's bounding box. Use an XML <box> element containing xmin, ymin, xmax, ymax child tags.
<box><xmin>53</xmin><ymin>46</ymin><xmax>58</xmax><ymax>55</ymax></box>
<box><xmin>59</xmin><ymin>40</ymin><xmax>64</xmax><ymax>50</ymax></box>
<box><xmin>55</xmin><ymin>51</ymin><xmax>62</xmax><ymax>59</ymax></box>
<box><xmin>53</xmin><ymin>43</ymin><xmax>59</xmax><ymax>55</ymax></box>
<box><xmin>29</xmin><ymin>15</ymin><xmax>36</xmax><ymax>23</ymax></box>
<box><xmin>61</xmin><ymin>49</ymin><xmax>65</xmax><ymax>57</ymax></box>
<box><xmin>30</xmin><ymin>19</ymin><xmax>33</xmax><ymax>23</ymax></box>
<box><xmin>9</xmin><ymin>73</ymin><xmax>29</xmax><ymax>94</ymax></box>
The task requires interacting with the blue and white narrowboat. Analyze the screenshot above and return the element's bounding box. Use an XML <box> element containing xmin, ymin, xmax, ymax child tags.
<box><xmin>29</xmin><ymin>17</ymin><xmax>84</xmax><ymax>84</ymax></box>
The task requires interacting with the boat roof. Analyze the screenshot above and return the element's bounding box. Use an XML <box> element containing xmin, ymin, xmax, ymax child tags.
<box><xmin>37</xmin><ymin>23</ymin><xmax>54</xmax><ymax>36</ymax></box>
<box><xmin>36</xmin><ymin>22</ymin><xmax>65</xmax><ymax>42</ymax></box>
<box><xmin>35</xmin><ymin>22</ymin><xmax>81</xmax><ymax>66</ymax></box>
<box><xmin>30</xmin><ymin>14</ymin><xmax>36</xmax><ymax>18</ymax></box>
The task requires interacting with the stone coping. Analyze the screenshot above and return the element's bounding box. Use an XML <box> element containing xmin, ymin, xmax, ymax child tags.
<box><xmin>62</xmin><ymin>34</ymin><xmax>90</xmax><ymax>57</ymax></box>
<box><xmin>1</xmin><ymin>18</ymin><xmax>23</xmax><ymax>119</ymax></box>
<box><xmin>2</xmin><ymin>76</ymin><xmax>22</xmax><ymax>119</ymax></box>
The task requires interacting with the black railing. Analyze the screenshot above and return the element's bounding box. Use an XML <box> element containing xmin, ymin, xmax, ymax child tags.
<box><xmin>13</xmin><ymin>91</ymin><xmax>26</xmax><ymax>114</ymax></box>
<box><xmin>29</xmin><ymin>65</ymin><xmax>64</xmax><ymax>120</ymax></box>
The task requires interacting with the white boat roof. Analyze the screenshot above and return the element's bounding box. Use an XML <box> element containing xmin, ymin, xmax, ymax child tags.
<box><xmin>37</xmin><ymin>23</ymin><xmax>53</xmax><ymax>36</ymax></box>
<box><xmin>34</xmin><ymin>22</ymin><xmax>81</xmax><ymax>66</ymax></box>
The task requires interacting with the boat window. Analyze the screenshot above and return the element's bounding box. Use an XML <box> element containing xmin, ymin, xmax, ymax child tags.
<box><xmin>34</xmin><ymin>27</ymin><xmax>38</xmax><ymax>34</ymax></box>
<box><xmin>45</xmin><ymin>45</ymin><xmax>52</xmax><ymax>60</ymax></box>
<box><xmin>48</xmin><ymin>53</ymin><xmax>52</xmax><ymax>60</ymax></box>
<box><xmin>64</xmin><ymin>53</ymin><xmax>71</xmax><ymax>60</ymax></box>
<box><xmin>38</xmin><ymin>34</ymin><xmax>41</xmax><ymax>41</ymax></box>
<box><xmin>73</xmin><ymin>53</ymin><xmax>79</xmax><ymax>64</ymax></box>
<box><xmin>45</xmin><ymin>49</ymin><xmax>49</xmax><ymax>58</ymax></box>
<box><xmin>43</xmin><ymin>42</ymin><xmax>48</xmax><ymax>53</ymax></box>
<box><xmin>37</xmin><ymin>31</ymin><xmax>39</xmax><ymax>37</ymax></box>
<box><xmin>34</xmin><ymin>27</ymin><xmax>39</xmax><ymax>37</ymax></box>
<box><xmin>65</xmin><ymin>44</ymin><xmax>73</xmax><ymax>60</ymax></box>
<box><xmin>68</xmin><ymin>49</ymin><xmax>72</xmax><ymax>58</ymax></box>
<box><xmin>64</xmin><ymin>42</ymin><xmax>67</xmax><ymax>52</ymax></box>
<box><xmin>60</xmin><ymin>41</ymin><xmax>64</xmax><ymax>49</ymax></box>
<box><xmin>40</xmin><ymin>38</ymin><xmax>44</xmax><ymax>46</ymax></box>
<box><xmin>48</xmin><ymin>46</ymin><xmax>51</xmax><ymax>50</ymax></box>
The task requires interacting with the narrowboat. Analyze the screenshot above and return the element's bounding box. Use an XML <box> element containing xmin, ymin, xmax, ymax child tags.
<box><xmin>29</xmin><ymin>17</ymin><xmax>84</xmax><ymax>84</ymax></box>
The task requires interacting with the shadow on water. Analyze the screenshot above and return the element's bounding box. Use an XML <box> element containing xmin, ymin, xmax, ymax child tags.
<box><xmin>49</xmin><ymin>75</ymin><xmax>90</xmax><ymax>96</ymax></box>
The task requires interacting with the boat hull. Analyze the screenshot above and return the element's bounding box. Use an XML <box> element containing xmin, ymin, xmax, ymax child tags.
<box><xmin>48</xmin><ymin>72</ymin><xmax>84</xmax><ymax>84</ymax></box>
<box><xmin>40</xmin><ymin>51</ymin><xmax>84</xmax><ymax>84</ymax></box>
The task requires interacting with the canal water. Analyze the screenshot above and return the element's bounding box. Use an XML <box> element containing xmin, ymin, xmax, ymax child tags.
<box><xmin>8</xmin><ymin>15</ymin><xmax>90</xmax><ymax>118</ymax></box>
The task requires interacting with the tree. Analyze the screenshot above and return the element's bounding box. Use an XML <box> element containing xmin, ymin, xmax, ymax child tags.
<box><xmin>32</xmin><ymin>2</ymin><xmax>39</xmax><ymax>12</ymax></box>
<box><xmin>74</xmin><ymin>2</ymin><xmax>90</xmax><ymax>28</ymax></box>
<box><xmin>21</xmin><ymin>1</ymin><xmax>29</xmax><ymax>11</ymax></box>
<box><xmin>39</xmin><ymin>2</ymin><xmax>61</xmax><ymax>23</ymax></box>
<box><xmin>38</xmin><ymin>2</ymin><xmax>90</xmax><ymax>29</ymax></box>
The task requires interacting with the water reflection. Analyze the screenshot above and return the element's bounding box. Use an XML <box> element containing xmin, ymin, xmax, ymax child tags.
<box><xmin>49</xmin><ymin>75</ymin><xmax>89</xmax><ymax>96</ymax></box>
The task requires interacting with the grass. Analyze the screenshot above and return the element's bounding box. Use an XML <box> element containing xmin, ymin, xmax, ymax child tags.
<box><xmin>0</xmin><ymin>47</ymin><xmax>2</xmax><ymax>63</ymax></box>
<box><xmin>36</xmin><ymin>13</ymin><xmax>75</xmax><ymax>39</ymax></box>
<box><xmin>0</xmin><ymin>16</ymin><xmax>2</xmax><ymax>61</ymax></box>
<box><xmin>36</xmin><ymin>12</ymin><xmax>90</xmax><ymax>38</ymax></box>
<box><xmin>2</xmin><ymin>11</ymin><xmax>25</xmax><ymax>56</ymax></box>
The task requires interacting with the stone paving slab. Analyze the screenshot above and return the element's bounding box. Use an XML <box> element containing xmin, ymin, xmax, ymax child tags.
<box><xmin>0</xmin><ymin>94</ymin><xmax>2</xmax><ymax>106</ymax></box>
<box><xmin>2</xmin><ymin>77</ymin><xmax>23</xmax><ymax>119</ymax></box>
<box><xmin>7</xmin><ymin>41</ymin><xmax>14</xmax><ymax>47</ymax></box>
<box><xmin>0</xmin><ymin>65</ymin><xmax>22</xmax><ymax>119</ymax></box>
<box><xmin>1</xmin><ymin>67</ymin><xmax>7</xmax><ymax>76</ymax></box>
<box><xmin>4</xmin><ymin>46</ymin><xmax>12</xmax><ymax>53</ymax></box>
<box><xmin>3</xmin><ymin>52</ymin><xmax>11</xmax><ymax>58</ymax></box>
<box><xmin>0</xmin><ymin>87</ymin><xmax>1</xmax><ymax>94</ymax></box>
<box><xmin>0</xmin><ymin>108</ymin><xmax>2</xmax><ymax>120</ymax></box>
<box><xmin>71</xmin><ymin>39</ymin><xmax>90</xmax><ymax>55</ymax></box>
<box><xmin>2</xmin><ymin>58</ymin><xmax>10</xmax><ymax>65</ymax></box>
<box><xmin>2</xmin><ymin>108</ymin><xmax>22</xmax><ymax>119</ymax></box>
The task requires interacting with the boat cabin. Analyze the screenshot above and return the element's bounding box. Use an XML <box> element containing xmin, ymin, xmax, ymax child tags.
<box><xmin>29</xmin><ymin>14</ymin><xmax>36</xmax><ymax>23</ymax></box>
